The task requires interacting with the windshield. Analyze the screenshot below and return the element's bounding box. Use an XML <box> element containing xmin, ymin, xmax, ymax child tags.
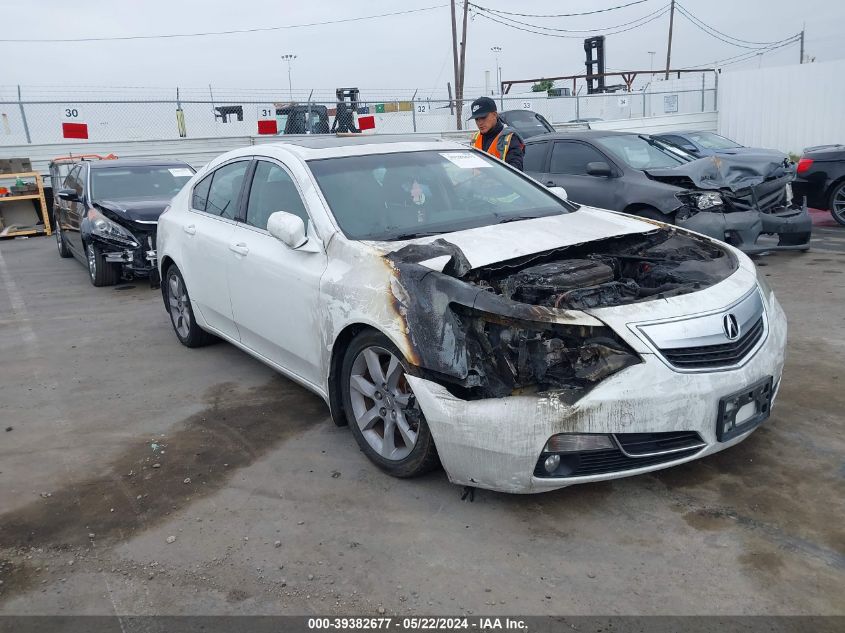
<box><xmin>308</xmin><ymin>150</ymin><xmax>570</xmax><ymax>240</ymax></box>
<box><xmin>501</xmin><ymin>111</ymin><xmax>553</xmax><ymax>138</ymax></box>
<box><xmin>597</xmin><ymin>135</ymin><xmax>689</xmax><ymax>170</ymax></box>
<box><xmin>91</xmin><ymin>165</ymin><xmax>194</xmax><ymax>200</ymax></box>
<box><xmin>688</xmin><ymin>132</ymin><xmax>742</xmax><ymax>150</ymax></box>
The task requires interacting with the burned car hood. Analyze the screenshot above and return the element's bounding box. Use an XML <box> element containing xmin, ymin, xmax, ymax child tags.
<box><xmin>94</xmin><ymin>198</ymin><xmax>170</xmax><ymax>223</ymax></box>
<box><xmin>369</xmin><ymin>208</ymin><xmax>659</xmax><ymax>272</ymax></box>
<box><xmin>644</xmin><ymin>155</ymin><xmax>794</xmax><ymax>193</ymax></box>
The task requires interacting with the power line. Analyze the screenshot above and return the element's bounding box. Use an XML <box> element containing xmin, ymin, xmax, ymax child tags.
<box><xmin>680</xmin><ymin>37</ymin><xmax>800</xmax><ymax>70</ymax></box>
<box><xmin>470</xmin><ymin>3</ymin><xmax>670</xmax><ymax>33</ymax></box>
<box><xmin>675</xmin><ymin>2</ymin><xmax>795</xmax><ymax>47</ymax></box>
<box><xmin>0</xmin><ymin>4</ymin><xmax>448</xmax><ymax>43</ymax></box>
<box><xmin>471</xmin><ymin>0</ymin><xmax>651</xmax><ymax>18</ymax></box>
<box><xmin>473</xmin><ymin>5</ymin><xmax>671</xmax><ymax>39</ymax></box>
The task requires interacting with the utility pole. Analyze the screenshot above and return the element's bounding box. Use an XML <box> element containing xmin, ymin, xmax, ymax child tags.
<box><xmin>450</xmin><ymin>0</ymin><xmax>461</xmax><ymax>130</ymax></box>
<box><xmin>799</xmin><ymin>23</ymin><xmax>805</xmax><ymax>63</ymax></box>
<box><xmin>664</xmin><ymin>0</ymin><xmax>675</xmax><ymax>80</ymax></box>
<box><xmin>457</xmin><ymin>0</ymin><xmax>469</xmax><ymax>126</ymax></box>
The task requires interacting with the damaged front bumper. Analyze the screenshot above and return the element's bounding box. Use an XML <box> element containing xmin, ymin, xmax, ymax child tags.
<box><xmin>677</xmin><ymin>203</ymin><xmax>812</xmax><ymax>254</ymax></box>
<box><xmin>407</xmin><ymin>283</ymin><xmax>787</xmax><ymax>494</ymax></box>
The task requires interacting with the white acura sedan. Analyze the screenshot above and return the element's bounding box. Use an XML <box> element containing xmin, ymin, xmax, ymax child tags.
<box><xmin>156</xmin><ymin>136</ymin><xmax>786</xmax><ymax>494</ymax></box>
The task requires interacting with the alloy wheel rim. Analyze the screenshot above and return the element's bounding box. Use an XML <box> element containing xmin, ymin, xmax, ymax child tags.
<box><xmin>86</xmin><ymin>245</ymin><xmax>96</xmax><ymax>279</ymax></box>
<box><xmin>834</xmin><ymin>186</ymin><xmax>845</xmax><ymax>221</ymax></box>
<box><xmin>167</xmin><ymin>274</ymin><xmax>191</xmax><ymax>338</ymax></box>
<box><xmin>349</xmin><ymin>346</ymin><xmax>420</xmax><ymax>461</ymax></box>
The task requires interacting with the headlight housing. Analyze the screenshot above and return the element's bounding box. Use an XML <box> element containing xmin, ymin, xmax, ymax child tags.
<box><xmin>454</xmin><ymin>308</ymin><xmax>642</xmax><ymax>400</ymax></box>
<box><xmin>88</xmin><ymin>208</ymin><xmax>139</xmax><ymax>247</ymax></box>
<box><xmin>693</xmin><ymin>192</ymin><xmax>723</xmax><ymax>209</ymax></box>
<box><xmin>676</xmin><ymin>191</ymin><xmax>724</xmax><ymax>211</ymax></box>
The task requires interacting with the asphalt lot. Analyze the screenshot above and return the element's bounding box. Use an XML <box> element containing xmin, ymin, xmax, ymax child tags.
<box><xmin>0</xmin><ymin>226</ymin><xmax>843</xmax><ymax>616</ymax></box>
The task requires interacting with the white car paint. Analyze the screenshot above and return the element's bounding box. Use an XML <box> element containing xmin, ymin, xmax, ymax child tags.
<box><xmin>157</xmin><ymin>137</ymin><xmax>787</xmax><ymax>494</ymax></box>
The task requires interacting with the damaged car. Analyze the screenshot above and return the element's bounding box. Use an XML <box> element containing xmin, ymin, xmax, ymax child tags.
<box><xmin>156</xmin><ymin>136</ymin><xmax>787</xmax><ymax>494</ymax></box>
<box><xmin>523</xmin><ymin>130</ymin><xmax>812</xmax><ymax>253</ymax></box>
<box><xmin>55</xmin><ymin>159</ymin><xmax>195</xmax><ymax>286</ymax></box>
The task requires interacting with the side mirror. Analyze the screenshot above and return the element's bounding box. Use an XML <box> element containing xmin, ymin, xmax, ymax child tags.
<box><xmin>267</xmin><ymin>211</ymin><xmax>307</xmax><ymax>249</ymax></box>
<box><xmin>682</xmin><ymin>144</ymin><xmax>699</xmax><ymax>154</ymax></box>
<box><xmin>586</xmin><ymin>161</ymin><xmax>613</xmax><ymax>177</ymax></box>
<box><xmin>548</xmin><ymin>186</ymin><xmax>568</xmax><ymax>201</ymax></box>
<box><xmin>58</xmin><ymin>188</ymin><xmax>79</xmax><ymax>202</ymax></box>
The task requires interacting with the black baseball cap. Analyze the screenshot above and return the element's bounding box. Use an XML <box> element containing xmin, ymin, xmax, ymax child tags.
<box><xmin>467</xmin><ymin>96</ymin><xmax>497</xmax><ymax>120</ymax></box>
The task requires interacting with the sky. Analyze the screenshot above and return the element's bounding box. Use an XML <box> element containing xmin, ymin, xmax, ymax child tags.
<box><xmin>0</xmin><ymin>0</ymin><xmax>842</xmax><ymax>101</ymax></box>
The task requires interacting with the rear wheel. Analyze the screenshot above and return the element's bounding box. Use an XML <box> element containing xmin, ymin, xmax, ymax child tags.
<box><xmin>341</xmin><ymin>331</ymin><xmax>439</xmax><ymax>478</ymax></box>
<box><xmin>55</xmin><ymin>221</ymin><xmax>71</xmax><ymax>258</ymax></box>
<box><xmin>86</xmin><ymin>243</ymin><xmax>119</xmax><ymax>286</ymax></box>
<box><xmin>829</xmin><ymin>181</ymin><xmax>845</xmax><ymax>226</ymax></box>
<box><xmin>164</xmin><ymin>265</ymin><xmax>215</xmax><ymax>348</ymax></box>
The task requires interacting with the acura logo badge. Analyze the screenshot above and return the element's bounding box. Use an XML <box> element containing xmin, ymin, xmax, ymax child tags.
<box><xmin>723</xmin><ymin>313</ymin><xmax>740</xmax><ymax>340</ymax></box>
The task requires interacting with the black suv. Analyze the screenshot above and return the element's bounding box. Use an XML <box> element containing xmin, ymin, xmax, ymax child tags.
<box><xmin>54</xmin><ymin>159</ymin><xmax>195</xmax><ymax>286</ymax></box>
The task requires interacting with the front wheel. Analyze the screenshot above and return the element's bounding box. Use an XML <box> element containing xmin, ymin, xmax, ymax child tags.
<box><xmin>340</xmin><ymin>331</ymin><xmax>439</xmax><ymax>478</ymax></box>
<box><xmin>164</xmin><ymin>265</ymin><xmax>215</xmax><ymax>348</ymax></box>
<box><xmin>86</xmin><ymin>243</ymin><xmax>119</xmax><ymax>286</ymax></box>
<box><xmin>829</xmin><ymin>181</ymin><xmax>845</xmax><ymax>226</ymax></box>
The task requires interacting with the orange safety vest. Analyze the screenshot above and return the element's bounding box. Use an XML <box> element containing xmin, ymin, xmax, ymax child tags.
<box><xmin>472</xmin><ymin>127</ymin><xmax>517</xmax><ymax>161</ymax></box>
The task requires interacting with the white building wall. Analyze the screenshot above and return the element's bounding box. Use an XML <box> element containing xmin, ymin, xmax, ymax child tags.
<box><xmin>717</xmin><ymin>59</ymin><xmax>845</xmax><ymax>156</ymax></box>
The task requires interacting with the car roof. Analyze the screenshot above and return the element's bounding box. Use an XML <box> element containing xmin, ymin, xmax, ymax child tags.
<box><xmin>252</xmin><ymin>134</ymin><xmax>464</xmax><ymax>160</ymax></box>
<box><xmin>523</xmin><ymin>130</ymin><xmax>637</xmax><ymax>143</ymax></box>
<box><xmin>88</xmin><ymin>158</ymin><xmax>192</xmax><ymax>170</ymax></box>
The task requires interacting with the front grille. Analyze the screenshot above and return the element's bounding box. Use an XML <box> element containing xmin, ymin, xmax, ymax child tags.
<box><xmin>615</xmin><ymin>431</ymin><xmax>705</xmax><ymax>456</ymax></box>
<box><xmin>724</xmin><ymin>182</ymin><xmax>788</xmax><ymax>213</ymax></box>
<box><xmin>534</xmin><ymin>431</ymin><xmax>706</xmax><ymax>478</ymax></box>
<box><xmin>660</xmin><ymin>316</ymin><xmax>764</xmax><ymax>369</ymax></box>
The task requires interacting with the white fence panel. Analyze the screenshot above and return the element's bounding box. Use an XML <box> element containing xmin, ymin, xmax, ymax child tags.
<box><xmin>717</xmin><ymin>60</ymin><xmax>845</xmax><ymax>155</ymax></box>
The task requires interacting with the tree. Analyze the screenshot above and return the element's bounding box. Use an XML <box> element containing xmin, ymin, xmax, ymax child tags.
<box><xmin>531</xmin><ymin>79</ymin><xmax>554</xmax><ymax>93</ymax></box>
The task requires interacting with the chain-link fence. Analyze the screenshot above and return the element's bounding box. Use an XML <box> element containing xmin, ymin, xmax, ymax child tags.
<box><xmin>0</xmin><ymin>76</ymin><xmax>716</xmax><ymax>146</ymax></box>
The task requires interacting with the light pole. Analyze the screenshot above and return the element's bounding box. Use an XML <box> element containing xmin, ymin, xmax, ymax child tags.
<box><xmin>491</xmin><ymin>46</ymin><xmax>502</xmax><ymax>95</ymax></box>
<box><xmin>281</xmin><ymin>54</ymin><xmax>297</xmax><ymax>101</ymax></box>
<box><xmin>648</xmin><ymin>51</ymin><xmax>656</xmax><ymax>76</ymax></box>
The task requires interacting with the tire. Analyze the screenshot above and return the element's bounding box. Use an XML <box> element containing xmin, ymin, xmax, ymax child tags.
<box><xmin>340</xmin><ymin>330</ymin><xmax>439</xmax><ymax>478</ymax></box>
<box><xmin>163</xmin><ymin>264</ymin><xmax>216</xmax><ymax>348</ymax></box>
<box><xmin>55</xmin><ymin>221</ymin><xmax>71</xmax><ymax>258</ymax></box>
<box><xmin>828</xmin><ymin>181</ymin><xmax>845</xmax><ymax>226</ymax></box>
<box><xmin>631</xmin><ymin>206</ymin><xmax>676</xmax><ymax>224</ymax></box>
<box><xmin>85</xmin><ymin>242</ymin><xmax>119</xmax><ymax>287</ymax></box>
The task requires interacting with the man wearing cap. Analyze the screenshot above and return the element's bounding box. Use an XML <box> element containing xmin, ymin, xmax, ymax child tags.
<box><xmin>467</xmin><ymin>96</ymin><xmax>525</xmax><ymax>171</ymax></box>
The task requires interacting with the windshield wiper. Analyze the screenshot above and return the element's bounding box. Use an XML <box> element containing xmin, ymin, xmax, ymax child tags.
<box><xmin>389</xmin><ymin>230</ymin><xmax>449</xmax><ymax>241</ymax></box>
<box><xmin>496</xmin><ymin>215</ymin><xmax>544</xmax><ymax>224</ymax></box>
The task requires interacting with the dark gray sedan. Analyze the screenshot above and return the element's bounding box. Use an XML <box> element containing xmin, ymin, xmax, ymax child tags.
<box><xmin>522</xmin><ymin>130</ymin><xmax>811</xmax><ymax>253</ymax></box>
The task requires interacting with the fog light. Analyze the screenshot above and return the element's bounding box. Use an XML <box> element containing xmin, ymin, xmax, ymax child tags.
<box><xmin>543</xmin><ymin>454</ymin><xmax>561</xmax><ymax>474</ymax></box>
<box><xmin>544</xmin><ymin>434</ymin><xmax>614</xmax><ymax>453</ymax></box>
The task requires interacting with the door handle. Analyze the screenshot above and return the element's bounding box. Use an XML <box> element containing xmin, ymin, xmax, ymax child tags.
<box><xmin>545</xmin><ymin>180</ymin><xmax>556</xmax><ymax>187</ymax></box>
<box><xmin>183</xmin><ymin>224</ymin><xmax>196</xmax><ymax>235</ymax></box>
<box><xmin>229</xmin><ymin>243</ymin><xmax>249</xmax><ymax>256</ymax></box>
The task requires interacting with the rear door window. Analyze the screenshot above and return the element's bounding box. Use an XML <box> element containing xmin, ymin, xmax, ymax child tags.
<box><xmin>191</xmin><ymin>172</ymin><xmax>213</xmax><ymax>212</ymax></box>
<box><xmin>523</xmin><ymin>141</ymin><xmax>550</xmax><ymax>172</ymax></box>
<box><xmin>204</xmin><ymin>161</ymin><xmax>249</xmax><ymax>220</ymax></box>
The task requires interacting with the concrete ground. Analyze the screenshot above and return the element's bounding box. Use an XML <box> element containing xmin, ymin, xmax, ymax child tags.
<box><xmin>0</xmin><ymin>228</ymin><xmax>843</xmax><ymax>616</ymax></box>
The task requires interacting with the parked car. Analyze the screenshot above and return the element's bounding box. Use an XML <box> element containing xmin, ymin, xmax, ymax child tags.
<box><xmin>652</xmin><ymin>130</ymin><xmax>786</xmax><ymax>160</ymax></box>
<box><xmin>523</xmin><ymin>130</ymin><xmax>811</xmax><ymax>253</ymax></box>
<box><xmin>55</xmin><ymin>158</ymin><xmax>195</xmax><ymax>286</ymax></box>
<box><xmin>498</xmin><ymin>109</ymin><xmax>556</xmax><ymax>139</ymax></box>
<box><xmin>792</xmin><ymin>144</ymin><xmax>845</xmax><ymax>225</ymax></box>
<box><xmin>156</xmin><ymin>136</ymin><xmax>787</xmax><ymax>494</ymax></box>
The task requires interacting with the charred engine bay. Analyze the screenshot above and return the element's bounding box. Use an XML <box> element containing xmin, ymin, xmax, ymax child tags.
<box><xmin>466</xmin><ymin>228</ymin><xmax>735</xmax><ymax>310</ymax></box>
<box><xmin>388</xmin><ymin>228</ymin><xmax>736</xmax><ymax>400</ymax></box>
